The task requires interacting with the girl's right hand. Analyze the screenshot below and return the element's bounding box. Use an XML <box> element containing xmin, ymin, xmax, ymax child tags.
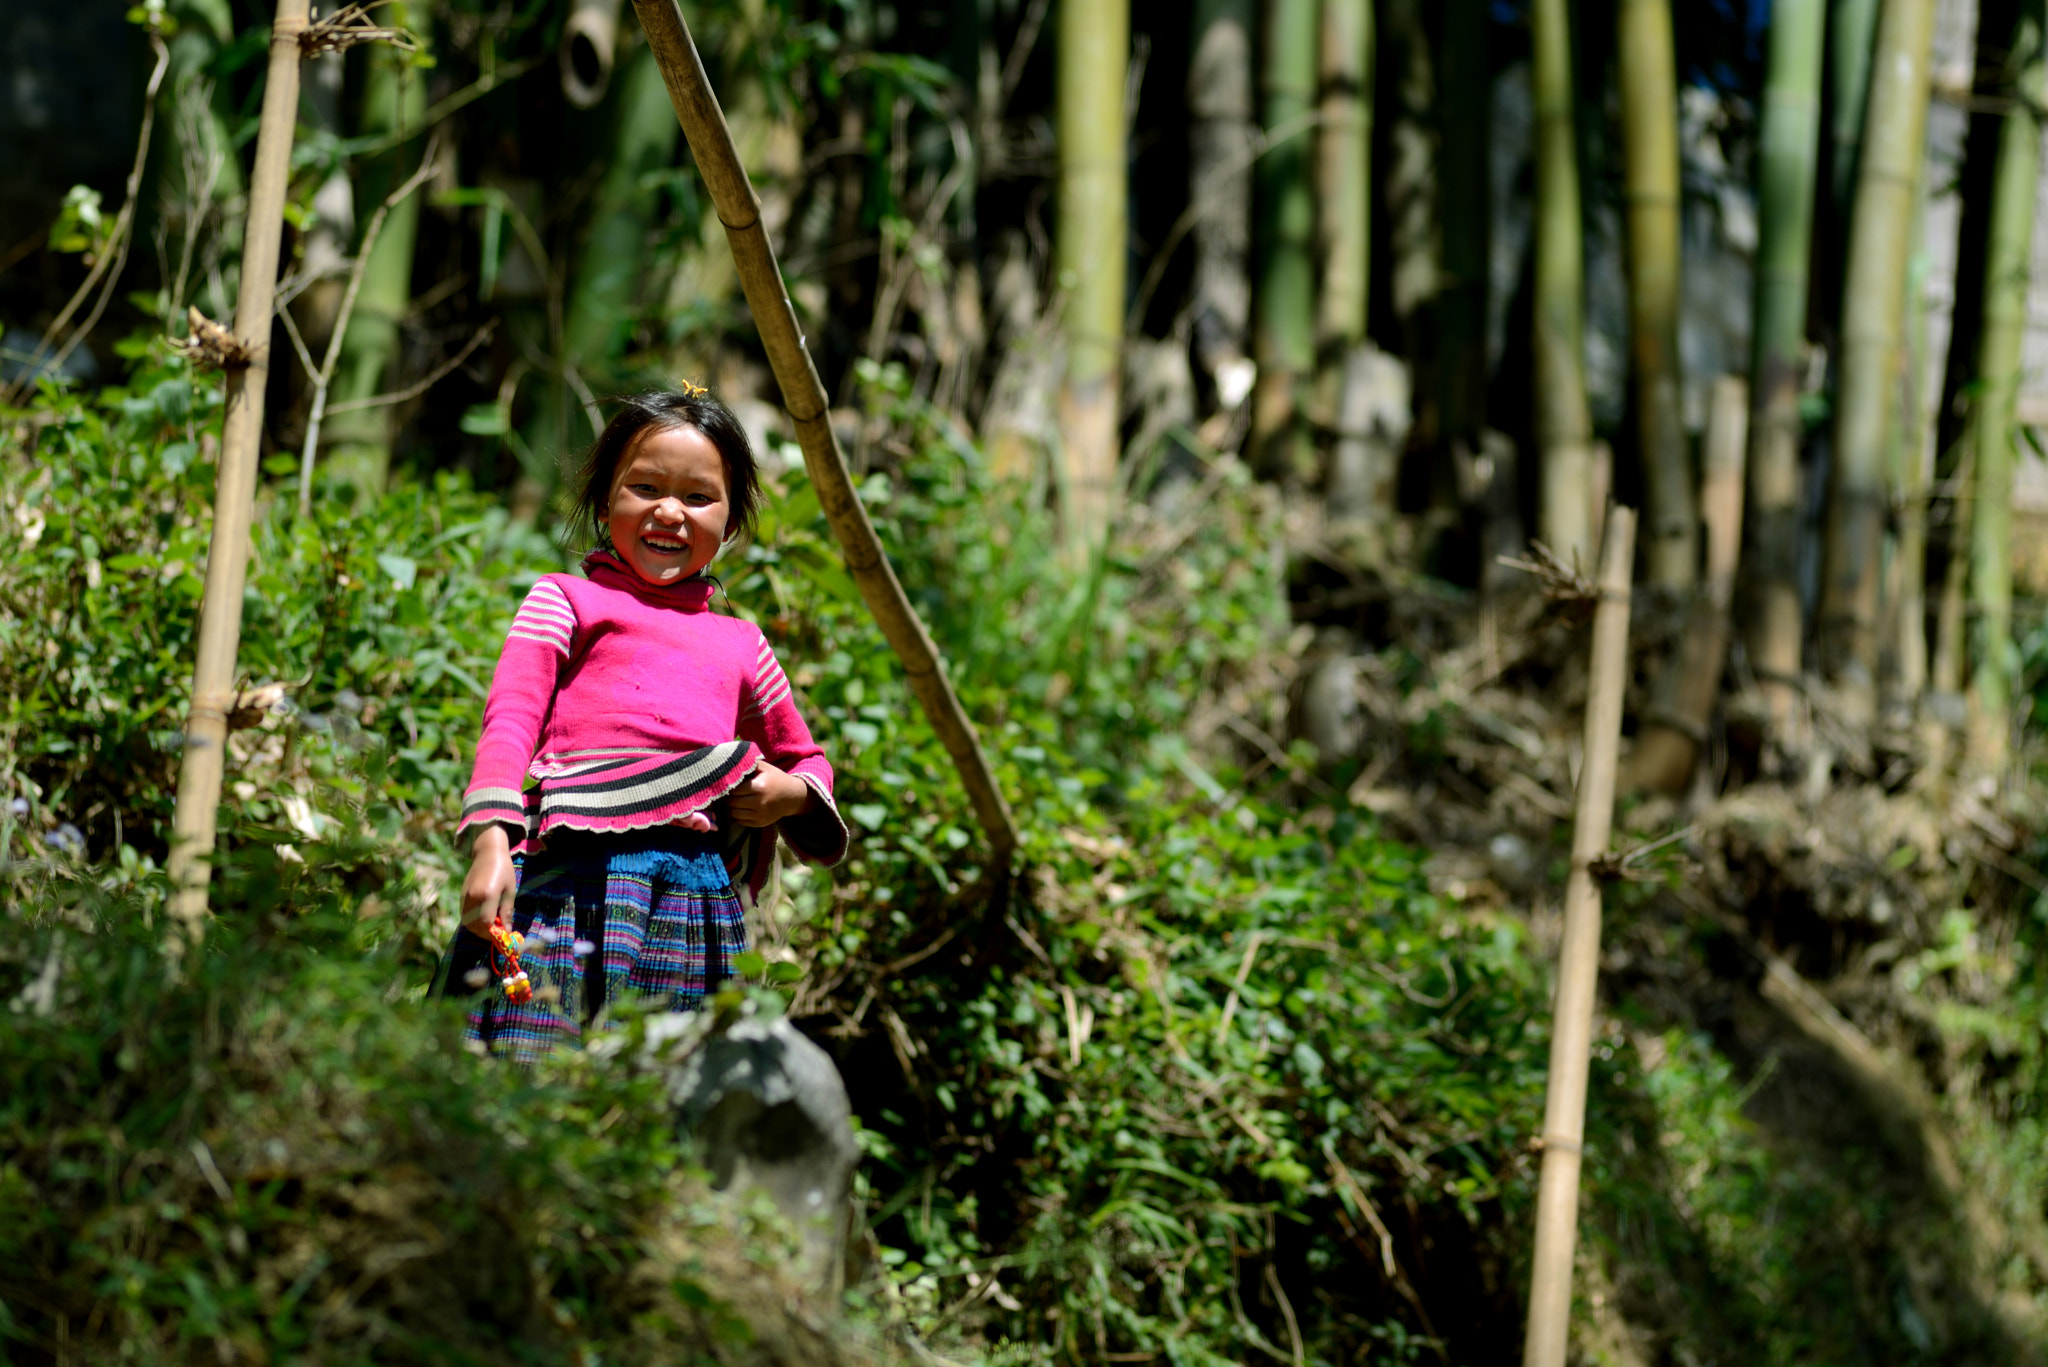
<box><xmin>460</xmin><ymin>824</ymin><xmax>517</xmax><ymax>937</ymax></box>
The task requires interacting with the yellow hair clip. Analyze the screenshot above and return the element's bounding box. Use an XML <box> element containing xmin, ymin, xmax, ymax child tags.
<box><xmin>678</xmin><ymin>378</ymin><xmax>708</xmax><ymax>399</ymax></box>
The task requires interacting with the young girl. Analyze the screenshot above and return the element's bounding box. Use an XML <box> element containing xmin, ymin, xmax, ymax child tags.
<box><xmin>443</xmin><ymin>388</ymin><xmax>847</xmax><ymax>1060</ymax></box>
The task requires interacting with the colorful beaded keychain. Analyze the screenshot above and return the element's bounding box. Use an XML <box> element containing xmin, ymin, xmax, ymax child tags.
<box><xmin>488</xmin><ymin>921</ymin><xmax>534</xmax><ymax>1004</ymax></box>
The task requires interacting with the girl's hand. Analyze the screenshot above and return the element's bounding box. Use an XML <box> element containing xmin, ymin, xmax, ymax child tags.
<box><xmin>460</xmin><ymin>824</ymin><xmax>517</xmax><ymax>937</ymax></box>
<box><xmin>726</xmin><ymin>758</ymin><xmax>816</xmax><ymax>828</ymax></box>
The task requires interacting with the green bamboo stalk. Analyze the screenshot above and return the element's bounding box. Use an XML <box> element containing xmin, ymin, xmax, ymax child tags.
<box><xmin>1190</xmin><ymin>0</ymin><xmax>1257</xmax><ymax>396</ymax></box>
<box><xmin>1252</xmin><ymin>0</ymin><xmax>1319</xmax><ymax>478</ymax></box>
<box><xmin>1830</xmin><ymin>0</ymin><xmax>1882</xmax><ymax>220</ymax></box>
<box><xmin>565</xmin><ymin>46</ymin><xmax>681</xmax><ymax>366</ymax></box>
<box><xmin>1532</xmin><ymin>0</ymin><xmax>1595</xmax><ymax>562</ymax></box>
<box><xmin>1316</xmin><ymin>0</ymin><xmax>1372</xmax><ymax>353</ymax></box>
<box><xmin>1744</xmin><ymin>0</ymin><xmax>1829</xmax><ymax>732</ymax></box>
<box><xmin>1820</xmin><ymin>0</ymin><xmax>1935</xmax><ymax>696</ymax></box>
<box><xmin>1437</xmin><ymin>0</ymin><xmax>1490</xmax><ymax>448</ymax></box>
<box><xmin>1618</xmin><ymin>0</ymin><xmax>1697</xmax><ymax>589</ymax></box>
<box><xmin>1055</xmin><ymin>0</ymin><xmax>1129</xmax><ymax>552</ymax></box>
<box><xmin>325</xmin><ymin>4</ymin><xmax>427</xmax><ymax>493</ymax></box>
<box><xmin>1966</xmin><ymin>0</ymin><xmax>2045</xmax><ymax>763</ymax></box>
<box><xmin>1890</xmin><ymin>155</ymin><xmax>1935</xmax><ymax>701</ymax></box>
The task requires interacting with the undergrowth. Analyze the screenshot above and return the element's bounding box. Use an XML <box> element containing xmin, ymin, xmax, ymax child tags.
<box><xmin>5</xmin><ymin>344</ymin><xmax>2045</xmax><ymax>1363</ymax></box>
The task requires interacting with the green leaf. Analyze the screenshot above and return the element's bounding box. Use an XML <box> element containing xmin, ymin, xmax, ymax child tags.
<box><xmin>376</xmin><ymin>554</ymin><xmax>418</xmax><ymax>590</ymax></box>
<box><xmin>732</xmin><ymin>950</ymin><xmax>768</xmax><ymax>978</ymax></box>
<box><xmin>460</xmin><ymin>404</ymin><xmax>507</xmax><ymax>437</ymax></box>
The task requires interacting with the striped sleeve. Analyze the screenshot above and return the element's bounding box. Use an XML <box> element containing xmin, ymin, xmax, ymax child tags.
<box><xmin>738</xmin><ymin>627</ymin><xmax>848</xmax><ymax>866</ymax></box>
<box><xmin>504</xmin><ymin>577</ymin><xmax>576</xmax><ymax>659</ymax></box>
<box><xmin>460</xmin><ymin>578</ymin><xmax>579</xmax><ymax>837</ymax></box>
<box><xmin>741</xmin><ymin>633</ymin><xmax>794</xmax><ymax>723</ymax></box>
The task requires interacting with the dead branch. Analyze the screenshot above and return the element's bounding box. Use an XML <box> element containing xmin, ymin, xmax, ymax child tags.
<box><xmin>1496</xmin><ymin>540</ymin><xmax>1599</xmax><ymax>614</ymax></box>
<box><xmin>296</xmin><ymin>136</ymin><xmax>440</xmax><ymax>517</ymax></box>
<box><xmin>299</xmin><ymin>2</ymin><xmax>420</xmax><ymax>56</ymax></box>
<box><xmin>323</xmin><ymin>320</ymin><xmax>496</xmax><ymax>416</ymax></box>
<box><xmin>169</xmin><ymin>307</ymin><xmax>250</xmax><ymax>372</ymax></box>
<box><xmin>3</xmin><ymin>31</ymin><xmax>170</xmax><ymax>406</ymax></box>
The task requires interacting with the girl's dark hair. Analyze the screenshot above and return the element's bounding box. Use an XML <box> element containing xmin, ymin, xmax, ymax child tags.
<box><xmin>569</xmin><ymin>388</ymin><xmax>763</xmax><ymax>551</ymax></box>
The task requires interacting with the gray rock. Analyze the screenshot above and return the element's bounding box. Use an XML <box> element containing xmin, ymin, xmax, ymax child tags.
<box><xmin>669</xmin><ymin>1016</ymin><xmax>860</xmax><ymax>1294</ymax></box>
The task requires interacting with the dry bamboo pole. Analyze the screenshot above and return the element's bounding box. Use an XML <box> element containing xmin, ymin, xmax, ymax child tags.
<box><xmin>1520</xmin><ymin>505</ymin><xmax>1638</xmax><ymax>1367</ymax></box>
<box><xmin>628</xmin><ymin>0</ymin><xmax>1019</xmax><ymax>864</ymax></box>
<box><xmin>166</xmin><ymin>0</ymin><xmax>308</xmax><ymax>933</ymax></box>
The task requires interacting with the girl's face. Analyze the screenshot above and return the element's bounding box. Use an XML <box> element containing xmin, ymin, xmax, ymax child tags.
<box><xmin>603</xmin><ymin>425</ymin><xmax>732</xmax><ymax>587</ymax></box>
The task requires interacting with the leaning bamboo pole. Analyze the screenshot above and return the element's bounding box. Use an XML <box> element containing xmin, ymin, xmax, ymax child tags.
<box><xmin>628</xmin><ymin>0</ymin><xmax>1019</xmax><ymax>862</ymax></box>
<box><xmin>1521</xmin><ymin>505</ymin><xmax>1637</xmax><ymax>1367</ymax></box>
<box><xmin>1532</xmin><ymin>0</ymin><xmax>1597</xmax><ymax>565</ymax></box>
<box><xmin>167</xmin><ymin>0</ymin><xmax>308</xmax><ymax>932</ymax></box>
<box><xmin>1617</xmin><ymin>0</ymin><xmax>1697</xmax><ymax>591</ymax></box>
<box><xmin>1820</xmin><ymin>0</ymin><xmax>1935</xmax><ymax>699</ymax></box>
<box><xmin>1744</xmin><ymin>0</ymin><xmax>1828</xmax><ymax>738</ymax></box>
<box><xmin>1966</xmin><ymin>0</ymin><xmax>2046</xmax><ymax>765</ymax></box>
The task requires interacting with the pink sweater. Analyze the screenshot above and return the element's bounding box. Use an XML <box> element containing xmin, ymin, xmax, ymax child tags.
<box><xmin>461</xmin><ymin>550</ymin><xmax>848</xmax><ymax>883</ymax></box>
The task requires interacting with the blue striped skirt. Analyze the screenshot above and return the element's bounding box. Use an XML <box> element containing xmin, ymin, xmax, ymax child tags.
<box><xmin>440</xmin><ymin>827</ymin><xmax>748</xmax><ymax>1063</ymax></box>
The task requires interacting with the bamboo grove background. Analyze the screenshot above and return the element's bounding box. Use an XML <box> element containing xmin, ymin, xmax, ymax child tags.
<box><xmin>5</xmin><ymin>0</ymin><xmax>2048</xmax><ymax>1362</ymax></box>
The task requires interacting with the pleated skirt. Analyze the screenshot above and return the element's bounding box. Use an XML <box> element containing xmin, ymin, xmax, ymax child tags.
<box><xmin>439</xmin><ymin>827</ymin><xmax>747</xmax><ymax>1063</ymax></box>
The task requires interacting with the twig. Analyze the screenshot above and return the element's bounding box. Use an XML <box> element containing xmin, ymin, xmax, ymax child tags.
<box><xmin>1213</xmin><ymin>931</ymin><xmax>1265</xmax><ymax>1044</ymax></box>
<box><xmin>997</xmin><ymin>0</ymin><xmax>1052</xmax><ymax>109</ymax></box>
<box><xmin>170</xmin><ymin>307</ymin><xmax>250</xmax><ymax>372</ymax></box>
<box><xmin>1589</xmin><ymin>824</ymin><xmax>1700</xmax><ymax>883</ymax></box>
<box><xmin>323</xmin><ymin>320</ymin><xmax>495</xmax><ymax>415</ymax></box>
<box><xmin>4</xmin><ymin>32</ymin><xmax>170</xmax><ymax>405</ymax></box>
<box><xmin>334</xmin><ymin>56</ymin><xmax>543</xmax><ymax>161</ymax></box>
<box><xmin>297</xmin><ymin>137</ymin><xmax>439</xmax><ymax>518</ymax></box>
<box><xmin>1262</xmin><ymin>1264</ymin><xmax>1306</xmax><ymax>1367</ymax></box>
<box><xmin>1497</xmin><ymin>540</ymin><xmax>1599</xmax><ymax>611</ymax></box>
<box><xmin>299</xmin><ymin>1</ymin><xmax>420</xmax><ymax>56</ymax></box>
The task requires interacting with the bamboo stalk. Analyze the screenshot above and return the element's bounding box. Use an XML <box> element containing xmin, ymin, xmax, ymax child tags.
<box><xmin>1316</xmin><ymin>0</ymin><xmax>1373</xmax><ymax>355</ymax></box>
<box><xmin>1252</xmin><ymin>0</ymin><xmax>1319</xmax><ymax>478</ymax></box>
<box><xmin>325</xmin><ymin>3</ymin><xmax>428</xmax><ymax>495</ymax></box>
<box><xmin>1744</xmin><ymin>0</ymin><xmax>1828</xmax><ymax>738</ymax></box>
<box><xmin>1831</xmin><ymin>0</ymin><xmax>1883</xmax><ymax>224</ymax></box>
<box><xmin>1966</xmin><ymin>0</ymin><xmax>2045</xmax><ymax>765</ymax></box>
<box><xmin>1532</xmin><ymin>0</ymin><xmax>1596</xmax><ymax>564</ymax></box>
<box><xmin>627</xmin><ymin>0</ymin><xmax>1019</xmax><ymax>863</ymax></box>
<box><xmin>166</xmin><ymin>0</ymin><xmax>308</xmax><ymax>933</ymax></box>
<box><xmin>1626</xmin><ymin>379</ymin><xmax>1746</xmax><ymax>792</ymax></box>
<box><xmin>297</xmin><ymin>151</ymin><xmax>439</xmax><ymax>519</ymax></box>
<box><xmin>1189</xmin><ymin>0</ymin><xmax>1257</xmax><ymax>404</ymax></box>
<box><xmin>1820</xmin><ymin>0</ymin><xmax>1936</xmax><ymax>700</ymax></box>
<box><xmin>1054</xmin><ymin>0</ymin><xmax>1129</xmax><ymax>554</ymax></box>
<box><xmin>1520</xmin><ymin>505</ymin><xmax>1637</xmax><ymax>1367</ymax></box>
<box><xmin>1617</xmin><ymin>0</ymin><xmax>1698</xmax><ymax>591</ymax></box>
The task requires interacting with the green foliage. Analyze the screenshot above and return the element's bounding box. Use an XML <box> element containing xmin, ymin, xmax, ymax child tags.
<box><xmin>0</xmin><ymin>876</ymin><xmax>833</xmax><ymax>1362</ymax></box>
<box><xmin>0</xmin><ymin>346</ymin><xmax>562</xmax><ymax>906</ymax></box>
